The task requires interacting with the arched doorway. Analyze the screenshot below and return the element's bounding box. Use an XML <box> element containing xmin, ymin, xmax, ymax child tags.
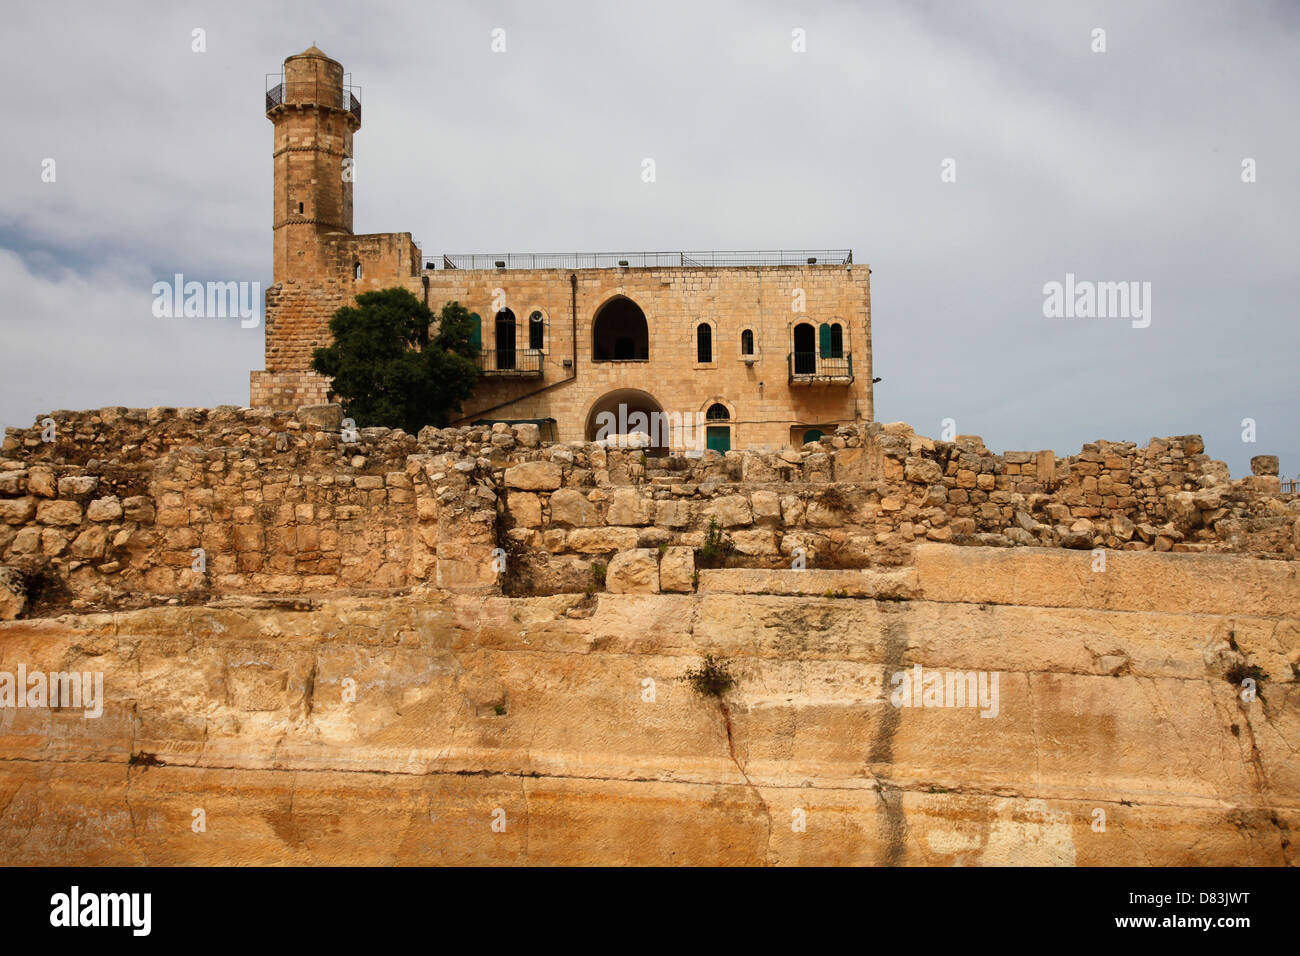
<box><xmin>592</xmin><ymin>297</ymin><xmax>649</xmax><ymax>361</ymax></box>
<box><xmin>585</xmin><ymin>388</ymin><xmax>668</xmax><ymax>457</ymax></box>
<box><xmin>793</xmin><ymin>323</ymin><xmax>816</xmax><ymax>374</ymax></box>
<box><xmin>705</xmin><ymin>402</ymin><xmax>731</xmax><ymax>454</ymax></box>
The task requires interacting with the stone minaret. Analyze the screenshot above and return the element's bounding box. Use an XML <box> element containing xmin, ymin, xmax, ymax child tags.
<box><xmin>266</xmin><ymin>46</ymin><xmax>359</xmax><ymax>281</ymax></box>
<box><xmin>252</xmin><ymin>46</ymin><xmax>362</xmax><ymax>408</ymax></box>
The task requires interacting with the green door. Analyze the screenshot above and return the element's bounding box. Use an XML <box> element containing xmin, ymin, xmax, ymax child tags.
<box><xmin>706</xmin><ymin>426</ymin><xmax>731</xmax><ymax>453</ymax></box>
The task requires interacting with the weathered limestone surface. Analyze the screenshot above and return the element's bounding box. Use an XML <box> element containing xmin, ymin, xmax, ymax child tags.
<box><xmin>0</xmin><ymin>546</ymin><xmax>1294</xmax><ymax>865</ymax></box>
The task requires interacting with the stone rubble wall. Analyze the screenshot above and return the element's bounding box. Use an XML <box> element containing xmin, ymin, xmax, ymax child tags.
<box><xmin>1</xmin><ymin>404</ymin><xmax>1295</xmax><ymax>614</ymax></box>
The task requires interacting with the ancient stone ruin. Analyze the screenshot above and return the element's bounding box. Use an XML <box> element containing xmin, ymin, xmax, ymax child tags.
<box><xmin>0</xmin><ymin>405</ymin><xmax>1296</xmax><ymax>864</ymax></box>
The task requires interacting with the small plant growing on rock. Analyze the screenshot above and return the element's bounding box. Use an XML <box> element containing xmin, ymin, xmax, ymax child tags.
<box><xmin>697</xmin><ymin>518</ymin><xmax>735</xmax><ymax>569</ymax></box>
<box><xmin>590</xmin><ymin>562</ymin><xmax>607</xmax><ymax>588</ymax></box>
<box><xmin>494</xmin><ymin>703</ymin><xmax>507</xmax><ymax>716</ymax></box>
<box><xmin>680</xmin><ymin>654</ymin><xmax>736</xmax><ymax>699</ymax></box>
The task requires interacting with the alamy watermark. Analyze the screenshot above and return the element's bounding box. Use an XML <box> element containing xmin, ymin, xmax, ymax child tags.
<box><xmin>151</xmin><ymin>274</ymin><xmax>261</xmax><ymax>328</ymax></box>
<box><xmin>1042</xmin><ymin>273</ymin><xmax>1151</xmax><ymax>328</ymax></box>
<box><xmin>592</xmin><ymin>405</ymin><xmax>709</xmax><ymax>456</ymax></box>
<box><xmin>0</xmin><ymin>665</ymin><xmax>104</xmax><ymax>718</ymax></box>
<box><xmin>889</xmin><ymin>664</ymin><xmax>999</xmax><ymax>718</ymax></box>
<box><xmin>50</xmin><ymin>886</ymin><xmax>150</xmax><ymax>935</ymax></box>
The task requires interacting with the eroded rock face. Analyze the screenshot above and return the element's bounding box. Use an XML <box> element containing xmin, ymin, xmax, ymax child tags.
<box><xmin>0</xmin><ymin>546</ymin><xmax>1294</xmax><ymax>866</ymax></box>
<box><xmin>0</xmin><ymin>566</ymin><xmax>25</xmax><ymax>620</ymax></box>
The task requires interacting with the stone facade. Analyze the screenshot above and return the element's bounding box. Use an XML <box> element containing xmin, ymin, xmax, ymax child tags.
<box><xmin>250</xmin><ymin>47</ymin><xmax>873</xmax><ymax>450</ymax></box>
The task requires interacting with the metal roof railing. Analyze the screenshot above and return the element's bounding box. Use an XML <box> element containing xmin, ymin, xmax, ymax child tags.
<box><xmin>435</xmin><ymin>250</ymin><xmax>853</xmax><ymax>270</ymax></box>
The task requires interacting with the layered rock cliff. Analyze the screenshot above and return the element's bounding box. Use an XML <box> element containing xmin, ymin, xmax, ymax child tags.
<box><xmin>2</xmin><ymin>546</ymin><xmax>1294</xmax><ymax>865</ymax></box>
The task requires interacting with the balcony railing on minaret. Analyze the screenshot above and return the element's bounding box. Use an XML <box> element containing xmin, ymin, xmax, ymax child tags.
<box><xmin>264</xmin><ymin>75</ymin><xmax>361</xmax><ymax>123</ymax></box>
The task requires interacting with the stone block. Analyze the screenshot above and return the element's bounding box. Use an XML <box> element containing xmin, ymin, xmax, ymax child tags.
<box><xmin>550</xmin><ymin>488</ymin><xmax>599</xmax><ymax>527</ymax></box>
<box><xmin>505</xmin><ymin>461</ymin><xmax>562</xmax><ymax>491</ymax></box>
<box><xmin>606</xmin><ymin>487</ymin><xmax>653</xmax><ymax>526</ymax></box>
<box><xmin>606</xmin><ymin>549</ymin><xmax>660</xmax><ymax>594</ymax></box>
<box><xmin>86</xmin><ymin>497</ymin><xmax>123</xmax><ymax>522</ymax></box>
<box><xmin>36</xmin><ymin>500</ymin><xmax>82</xmax><ymax>526</ymax></box>
<box><xmin>706</xmin><ymin>494</ymin><xmax>752</xmax><ymax>528</ymax></box>
<box><xmin>659</xmin><ymin>546</ymin><xmax>695</xmax><ymax>592</ymax></box>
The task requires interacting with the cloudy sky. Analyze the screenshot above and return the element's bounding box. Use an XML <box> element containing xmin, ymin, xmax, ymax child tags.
<box><xmin>2</xmin><ymin>0</ymin><xmax>1296</xmax><ymax>476</ymax></box>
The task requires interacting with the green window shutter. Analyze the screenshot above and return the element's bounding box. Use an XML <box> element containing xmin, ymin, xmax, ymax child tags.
<box><xmin>818</xmin><ymin>323</ymin><xmax>831</xmax><ymax>359</ymax></box>
<box><xmin>469</xmin><ymin>312</ymin><xmax>482</xmax><ymax>350</ymax></box>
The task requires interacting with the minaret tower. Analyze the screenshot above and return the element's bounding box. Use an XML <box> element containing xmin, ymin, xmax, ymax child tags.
<box><xmin>265</xmin><ymin>46</ymin><xmax>360</xmax><ymax>281</ymax></box>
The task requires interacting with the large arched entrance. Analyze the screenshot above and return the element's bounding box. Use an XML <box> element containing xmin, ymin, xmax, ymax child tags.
<box><xmin>592</xmin><ymin>297</ymin><xmax>649</xmax><ymax>362</ymax></box>
<box><xmin>585</xmin><ymin>388</ymin><xmax>668</xmax><ymax>457</ymax></box>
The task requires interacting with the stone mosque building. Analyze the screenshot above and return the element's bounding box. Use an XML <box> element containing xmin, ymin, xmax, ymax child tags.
<box><xmin>252</xmin><ymin>46</ymin><xmax>875</xmax><ymax>452</ymax></box>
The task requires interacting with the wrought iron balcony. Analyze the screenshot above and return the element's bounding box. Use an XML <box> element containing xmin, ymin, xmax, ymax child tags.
<box><xmin>264</xmin><ymin>80</ymin><xmax>361</xmax><ymax>123</ymax></box>
<box><xmin>476</xmin><ymin>348</ymin><xmax>543</xmax><ymax>377</ymax></box>
<box><xmin>788</xmin><ymin>352</ymin><xmax>853</xmax><ymax>384</ymax></box>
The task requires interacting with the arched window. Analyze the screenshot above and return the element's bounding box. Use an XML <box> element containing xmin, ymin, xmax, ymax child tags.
<box><xmin>353</xmin><ymin>262</ymin><xmax>362</xmax><ymax>280</ymax></box>
<box><xmin>528</xmin><ymin>310</ymin><xmax>545</xmax><ymax>350</ymax></box>
<box><xmin>696</xmin><ymin>323</ymin><xmax>712</xmax><ymax>363</ymax></box>
<box><xmin>740</xmin><ymin>329</ymin><xmax>754</xmax><ymax>356</ymax></box>
<box><xmin>706</xmin><ymin>403</ymin><xmax>729</xmax><ymax>420</ymax></box>
<box><xmin>495</xmin><ymin>309</ymin><xmax>516</xmax><ymax>370</ymax></box>
<box><xmin>830</xmin><ymin>323</ymin><xmax>843</xmax><ymax>358</ymax></box>
<box><xmin>468</xmin><ymin>312</ymin><xmax>482</xmax><ymax>352</ymax></box>
<box><xmin>592</xmin><ymin>297</ymin><xmax>649</xmax><ymax>361</ymax></box>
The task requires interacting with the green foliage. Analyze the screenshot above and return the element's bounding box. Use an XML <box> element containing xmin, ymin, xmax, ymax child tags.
<box><xmin>697</xmin><ymin>518</ymin><xmax>735</xmax><ymax>569</ymax></box>
<box><xmin>590</xmin><ymin>562</ymin><xmax>607</xmax><ymax>588</ymax></box>
<box><xmin>311</xmin><ymin>289</ymin><xmax>480</xmax><ymax>434</ymax></box>
<box><xmin>680</xmin><ymin>654</ymin><xmax>736</xmax><ymax>699</ymax></box>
